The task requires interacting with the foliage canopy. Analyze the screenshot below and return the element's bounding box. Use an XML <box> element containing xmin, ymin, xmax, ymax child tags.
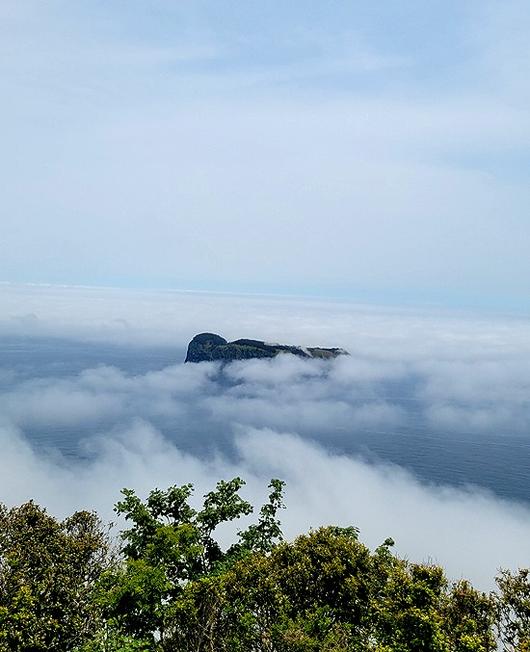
<box><xmin>0</xmin><ymin>478</ymin><xmax>528</xmax><ymax>652</ymax></box>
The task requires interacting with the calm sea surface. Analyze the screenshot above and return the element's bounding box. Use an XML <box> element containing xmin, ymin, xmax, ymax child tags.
<box><xmin>1</xmin><ymin>336</ymin><xmax>528</xmax><ymax>505</ymax></box>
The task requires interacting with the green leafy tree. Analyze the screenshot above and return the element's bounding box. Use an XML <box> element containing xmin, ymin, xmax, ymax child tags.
<box><xmin>496</xmin><ymin>568</ymin><xmax>530</xmax><ymax>652</ymax></box>
<box><xmin>219</xmin><ymin>525</ymin><xmax>376</xmax><ymax>651</ymax></box>
<box><xmin>76</xmin><ymin>627</ymin><xmax>151</xmax><ymax>652</ymax></box>
<box><xmin>0</xmin><ymin>501</ymin><xmax>110</xmax><ymax>652</ymax></box>
<box><xmin>163</xmin><ymin>526</ymin><xmax>499</xmax><ymax>652</ymax></box>
<box><xmin>100</xmin><ymin>478</ymin><xmax>285</xmax><ymax>646</ymax></box>
<box><xmin>442</xmin><ymin>580</ymin><xmax>497</xmax><ymax>652</ymax></box>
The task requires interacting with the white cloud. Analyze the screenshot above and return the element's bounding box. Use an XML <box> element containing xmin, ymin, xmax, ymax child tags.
<box><xmin>0</xmin><ymin>286</ymin><xmax>529</xmax><ymax>590</ymax></box>
<box><xmin>0</xmin><ymin>420</ymin><xmax>528</xmax><ymax>591</ymax></box>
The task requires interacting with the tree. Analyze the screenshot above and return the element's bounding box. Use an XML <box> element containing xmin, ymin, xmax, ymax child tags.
<box><xmin>496</xmin><ymin>568</ymin><xmax>530</xmax><ymax>652</ymax></box>
<box><xmin>0</xmin><ymin>501</ymin><xmax>110</xmax><ymax>652</ymax></box>
<box><xmin>100</xmin><ymin>478</ymin><xmax>285</xmax><ymax>646</ymax></box>
<box><xmin>442</xmin><ymin>580</ymin><xmax>497</xmax><ymax>652</ymax></box>
<box><xmin>203</xmin><ymin>525</ymin><xmax>376</xmax><ymax>652</ymax></box>
<box><xmin>162</xmin><ymin>526</ymin><xmax>500</xmax><ymax>652</ymax></box>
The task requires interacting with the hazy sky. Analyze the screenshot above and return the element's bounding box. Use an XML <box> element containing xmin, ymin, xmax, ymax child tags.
<box><xmin>1</xmin><ymin>1</ymin><xmax>530</xmax><ymax>308</ymax></box>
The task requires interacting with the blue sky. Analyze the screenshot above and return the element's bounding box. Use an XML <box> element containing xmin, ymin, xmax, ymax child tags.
<box><xmin>1</xmin><ymin>1</ymin><xmax>530</xmax><ymax>309</ymax></box>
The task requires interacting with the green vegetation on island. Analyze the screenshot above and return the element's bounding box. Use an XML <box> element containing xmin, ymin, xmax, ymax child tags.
<box><xmin>0</xmin><ymin>479</ymin><xmax>528</xmax><ymax>652</ymax></box>
<box><xmin>184</xmin><ymin>333</ymin><xmax>348</xmax><ymax>363</ymax></box>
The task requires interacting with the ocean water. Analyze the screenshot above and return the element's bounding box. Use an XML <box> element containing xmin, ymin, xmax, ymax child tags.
<box><xmin>1</xmin><ymin>335</ymin><xmax>528</xmax><ymax>506</ymax></box>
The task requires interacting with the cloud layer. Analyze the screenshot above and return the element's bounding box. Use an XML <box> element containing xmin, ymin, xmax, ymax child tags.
<box><xmin>0</xmin><ymin>285</ymin><xmax>529</xmax><ymax>590</ymax></box>
<box><xmin>0</xmin><ymin>420</ymin><xmax>528</xmax><ymax>592</ymax></box>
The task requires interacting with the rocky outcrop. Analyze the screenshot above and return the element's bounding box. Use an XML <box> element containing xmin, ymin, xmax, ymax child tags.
<box><xmin>185</xmin><ymin>332</ymin><xmax>348</xmax><ymax>363</ymax></box>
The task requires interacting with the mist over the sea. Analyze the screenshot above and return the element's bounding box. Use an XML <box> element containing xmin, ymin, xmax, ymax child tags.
<box><xmin>0</xmin><ymin>284</ymin><xmax>529</xmax><ymax>590</ymax></box>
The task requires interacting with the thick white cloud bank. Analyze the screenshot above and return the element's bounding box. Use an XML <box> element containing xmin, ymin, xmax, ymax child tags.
<box><xmin>0</xmin><ymin>284</ymin><xmax>529</xmax><ymax>590</ymax></box>
<box><xmin>0</xmin><ymin>421</ymin><xmax>528</xmax><ymax>592</ymax></box>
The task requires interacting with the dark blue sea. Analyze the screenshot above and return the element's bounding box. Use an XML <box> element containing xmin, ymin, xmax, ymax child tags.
<box><xmin>1</xmin><ymin>335</ymin><xmax>528</xmax><ymax>506</ymax></box>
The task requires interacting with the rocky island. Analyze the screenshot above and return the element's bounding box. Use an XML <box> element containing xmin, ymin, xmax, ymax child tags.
<box><xmin>185</xmin><ymin>332</ymin><xmax>348</xmax><ymax>363</ymax></box>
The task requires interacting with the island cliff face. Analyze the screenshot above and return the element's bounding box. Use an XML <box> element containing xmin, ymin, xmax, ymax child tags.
<box><xmin>185</xmin><ymin>332</ymin><xmax>347</xmax><ymax>363</ymax></box>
